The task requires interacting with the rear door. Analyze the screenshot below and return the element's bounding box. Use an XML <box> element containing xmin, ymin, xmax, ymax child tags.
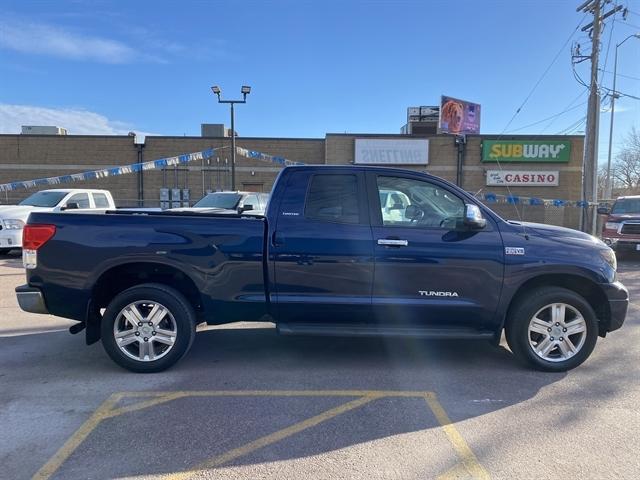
<box><xmin>367</xmin><ymin>172</ymin><xmax>504</xmax><ymax>331</ymax></box>
<box><xmin>271</xmin><ymin>169</ymin><xmax>374</xmax><ymax>324</ymax></box>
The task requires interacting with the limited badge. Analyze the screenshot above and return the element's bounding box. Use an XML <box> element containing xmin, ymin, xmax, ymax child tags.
<box><xmin>505</xmin><ymin>247</ymin><xmax>525</xmax><ymax>256</ymax></box>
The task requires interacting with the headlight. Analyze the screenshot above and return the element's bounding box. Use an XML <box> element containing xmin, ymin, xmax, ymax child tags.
<box><xmin>600</xmin><ymin>248</ymin><xmax>617</xmax><ymax>271</ymax></box>
<box><xmin>2</xmin><ymin>219</ymin><xmax>25</xmax><ymax>230</ymax></box>
<box><xmin>605</xmin><ymin>222</ymin><xmax>620</xmax><ymax>230</ymax></box>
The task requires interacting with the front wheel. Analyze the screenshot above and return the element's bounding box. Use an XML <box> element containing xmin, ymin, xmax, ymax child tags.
<box><xmin>101</xmin><ymin>283</ymin><xmax>196</xmax><ymax>373</ymax></box>
<box><xmin>505</xmin><ymin>287</ymin><xmax>598</xmax><ymax>372</ymax></box>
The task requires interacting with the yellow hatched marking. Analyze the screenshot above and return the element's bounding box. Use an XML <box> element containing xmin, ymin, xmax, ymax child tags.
<box><xmin>32</xmin><ymin>390</ymin><xmax>490</xmax><ymax>480</ymax></box>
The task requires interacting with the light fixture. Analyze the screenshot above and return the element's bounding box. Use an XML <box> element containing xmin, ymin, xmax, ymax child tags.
<box><xmin>211</xmin><ymin>85</ymin><xmax>221</xmax><ymax>95</ymax></box>
<box><xmin>241</xmin><ymin>86</ymin><xmax>251</xmax><ymax>94</ymax></box>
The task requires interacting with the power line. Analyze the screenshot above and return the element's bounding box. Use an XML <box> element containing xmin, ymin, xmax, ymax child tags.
<box><xmin>599</xmin><ymin>68</ymin><xmax>640</xmax><ymax>81</ymax></box>
<box><xmin>507</xmin><ymin>99</ymin><xmax>588</xmax><ymax>133</ymax></box>
<box><xmin>498</xmin><ymin>12</ymin><xmax>588</xmax><ymax>135</ymax></box>
<box><xmin>541</xmin><ymin>89</ymin><xmax>589</xmax><ymax>133</ymax></box>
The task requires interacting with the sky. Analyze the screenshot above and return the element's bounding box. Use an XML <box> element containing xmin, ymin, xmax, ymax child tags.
<box><xmin>0</xmin><ymin>0</ymin><xmax>638</xmax><ymax>165</ymax></box>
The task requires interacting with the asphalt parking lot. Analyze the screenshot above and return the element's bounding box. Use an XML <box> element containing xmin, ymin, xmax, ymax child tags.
<box><xmin>1</xmin><ymin>249</ymin><xmax>639</xmax><ymax>480</ymax></box>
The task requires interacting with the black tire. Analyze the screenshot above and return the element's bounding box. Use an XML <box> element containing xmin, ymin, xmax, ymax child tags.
<box><xmin>0</xmin><ymin>248</ymin><xmax>12</xmax><ymax>255</ymax></box>
<box><xmin>505</xmin><ymin>287</ymin><xmax>598</xmax><ymax>372</ymax></box>
<box><xmin>101</xmin><ymin>283</ymin><xmax>196</xmax><ymax>373</ymax></box>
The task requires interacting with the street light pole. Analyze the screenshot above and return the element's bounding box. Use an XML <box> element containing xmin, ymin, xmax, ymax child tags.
<box><xmin>605</xmin><ymin>34</ymin><xmax>639</xmax><ymax>199</ymax></box>
<box><xmin>211</xmin><ymin>85</ymin><xmax>251</xmax><ymax>191</ymax></box>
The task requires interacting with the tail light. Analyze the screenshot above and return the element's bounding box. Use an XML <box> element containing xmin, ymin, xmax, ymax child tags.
<box><xmin>23</xmin><ymin>225</ymin><xmax>56</xmax><ymax>270</ymax></box>
<box><xmin>23</xmin><ymin>225</ymin><xmax>56</xmax><ymax>250</ymax></box>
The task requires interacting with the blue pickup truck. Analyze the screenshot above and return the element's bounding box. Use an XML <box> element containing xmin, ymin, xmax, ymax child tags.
<box><xmin>16</xmin><ymin>165</ymin><xmax>628</xmax><ymax>373</ymax></box>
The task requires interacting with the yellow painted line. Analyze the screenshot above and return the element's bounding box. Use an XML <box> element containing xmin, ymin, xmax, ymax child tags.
<box><xmin>31</xmin><ymin>393</ymin><xmax>123</xmax><ymax>480</ymax></box>
<box><xmin>425</xmin><ymin>394</ymin><xmax>490</xmax><ymax>480</ymax></box>
<box><xmin>437</xmin><ymin>462</ymin><xmax>472</xmax><ymax>480</ymax></box>
<box><xmin>106</xmin><ymin>392</ymin><xmax>187</xmax><ymax>418</ymax></box>
<box><xmin>160</xmin><ymin>395</ymin><xmax>379</xmax><ymax>480</ymax></box>
<box><xmin>117</xmin><ymin>389</ymin><xmax>438</xmax><ymax>399</ymax></box>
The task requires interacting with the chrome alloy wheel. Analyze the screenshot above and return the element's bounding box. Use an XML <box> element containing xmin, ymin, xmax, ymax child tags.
<box><xmin>113</xmin><ymin>301</ymin><xmax>177</xmax><ymax>362</ymax></box>
<box><xmin>527</xmin><ymin>303</ymin><xmax>587</xmax><ymax>363</ymax></box>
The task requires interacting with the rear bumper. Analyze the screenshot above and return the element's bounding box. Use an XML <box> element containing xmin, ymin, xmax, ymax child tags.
<box><xmin>15</xmin><ymin>284</ymin><xmax>49</xmax><ymax>314</ymax></box>
<box><xmin>600</xmin><ymin>281</ymin><xmax>629</xmax><ymax>332</ymax></box>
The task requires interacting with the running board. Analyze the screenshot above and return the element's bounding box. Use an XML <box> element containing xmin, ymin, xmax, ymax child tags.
<box><xmin>277</xmin><ymin>323</ymin><xmax>494</xmax><ymax>340</ymax></box>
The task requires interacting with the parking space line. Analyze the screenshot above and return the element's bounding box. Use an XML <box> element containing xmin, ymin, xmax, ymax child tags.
<box><xmin>163</xmin><ymin>395</ymin><xmax>380</xmax><ymax>480</ymax></box>
<box><xmin>32</xmin><ymin>393</ymin><xmax>123</xmax><ymax>480</ymax></box>
<box><xmin>425</xmin><ymin>395</ymin><xmax>490</xmax><ymax>480</ymax></box>
<box><xmin>32</xmin><ymin>390</ymin><xmax>490</xmax><ymax>480</ymax></box>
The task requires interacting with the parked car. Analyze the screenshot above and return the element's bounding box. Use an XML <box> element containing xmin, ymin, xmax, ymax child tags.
<box><xmin>170</xmin><ymin>191</ymin><xmax>269</xmax><ymax>215</ymax></box>
<box><xmin>0</xmin><ymin>189</ymin><xmax>115</xmax><ymax>254</ymax></box>
<box><xmin>16</xmin><ymin>166</ymin><xmax>627</xmax><ymax>373</ymax></box>
<box><xmin>599</xmin><ymin>195</ymin><xmax>640</xmax><ymax>257</ymax></box>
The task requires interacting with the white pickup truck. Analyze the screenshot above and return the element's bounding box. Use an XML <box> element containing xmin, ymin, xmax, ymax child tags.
<box><xmin>0</xmin><ymin>189</ymin><xmax>115</xmax><ymax>254</ymax></box>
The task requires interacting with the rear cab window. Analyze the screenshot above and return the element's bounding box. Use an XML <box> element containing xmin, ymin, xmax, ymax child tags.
<box><xmin>304</xmin><ymin>174</ymin><xmax>362</xmax><ymax>224</ymax></box>
<box><xmin>92</xmin><ymin>193</ymin><xmax>110</xmax><ymax>208</ymax></box>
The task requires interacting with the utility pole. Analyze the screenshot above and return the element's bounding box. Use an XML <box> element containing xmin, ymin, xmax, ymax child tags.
<box><xmin>577</xmin><ymin>0</ymin><xmax>623</xmax><ymax>234</ymax></box>
<box><xmin>579</xmin><ymin>0</ymin><xmax>601</xmax><ymax>235</ymax></box>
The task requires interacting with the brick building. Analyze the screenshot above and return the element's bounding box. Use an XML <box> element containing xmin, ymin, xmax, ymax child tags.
<box><xmin>0</xmin><ymin>132</ymin><xmax>584</xmax><ymax>226</ymax></box>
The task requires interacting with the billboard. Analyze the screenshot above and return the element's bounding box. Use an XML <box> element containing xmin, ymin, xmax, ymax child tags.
<box><xmin>482</xmin><ymin>140</ymin><xmax>571</xmax><ymax>163</ymax></box>
<box><xmin>354</xmin><ymin>139</ymin><xmax>429</xmax><ymax>165</ymax></box>
<box><xmin>438</xmin><ymin>95</ymin><xmax>481</xmax><ymax>135</ymax></box>
<box><xmin>486</xmin><ymin>170</ymin><xmax>559</xmax><ymax>187</ymax></box>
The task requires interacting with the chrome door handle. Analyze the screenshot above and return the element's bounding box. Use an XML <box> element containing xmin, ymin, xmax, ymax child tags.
<box><xmin>377</xmin><ymin>239</ymin><xmax>408</xmax><ymax>247</ymax></box>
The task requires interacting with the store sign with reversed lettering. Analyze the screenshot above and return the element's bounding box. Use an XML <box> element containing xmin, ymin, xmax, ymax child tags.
<box><xmin>354</xmin><ymin>139</ymin><xmax>429</xmax><ymax>165</ymax></box>
<box><xmin>486</xmin><ymin>170</ymin><xmax>559</xmax><ymax>187</ymax></box>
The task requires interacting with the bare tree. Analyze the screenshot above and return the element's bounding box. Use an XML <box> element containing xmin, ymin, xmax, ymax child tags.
<box><xmin>612</xmin><ymin>127</ymin><xmax>640</xmax><ymax>193</ymax></box>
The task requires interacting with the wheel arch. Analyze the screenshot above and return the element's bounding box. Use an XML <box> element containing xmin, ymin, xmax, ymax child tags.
<box><xmin>504</xmin><ymin>273</ymin><xmax>611</xmax><ymax>337</ymax></box>
<box><xmin>91</xmin><ymin>261</ymin><xmax>203</xmax><ymax>317</ymax></box>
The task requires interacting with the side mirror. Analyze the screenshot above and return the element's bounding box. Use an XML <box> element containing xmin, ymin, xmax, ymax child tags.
<box><xmin>597</xmin><ymin>207</ymin><xmax>610</xmax><ymax>215</ymax></box>
<box><xmin>238</xmin><ymin>204</ymin><xmax>254</xmax><ymax>213</ymax></box>
<box><xmin>61</xmin><ymin>202</ymin><xmax>79</xmax><ymax>211</ymax></box>
<box><xmin>463</xmin><ymin>204</ymin><xmax>486</xmax><ymax>229</ymax></box>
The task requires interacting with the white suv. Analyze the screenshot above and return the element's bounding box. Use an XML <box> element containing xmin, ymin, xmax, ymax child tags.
<box><xmin>0</xmin><ymin>189</ymin><xmax>115</xmax><ymax>254</ymax></box>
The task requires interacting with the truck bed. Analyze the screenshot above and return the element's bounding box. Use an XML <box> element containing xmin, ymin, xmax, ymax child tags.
<box><xmin>26</xmin><ymin>210</ymin><xmax>268</xmax><ymax>323</ymax></box>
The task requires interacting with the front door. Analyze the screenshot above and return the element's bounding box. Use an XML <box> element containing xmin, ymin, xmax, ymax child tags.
<box><xmin>272</xmin><ymin>169</ymin><xmax>374</xmax><ymax>324</ymax></box>
<box><xmin>367</xmin><ymin>172</ymin><xmax>504</xmax><ymax>331</ymax></box>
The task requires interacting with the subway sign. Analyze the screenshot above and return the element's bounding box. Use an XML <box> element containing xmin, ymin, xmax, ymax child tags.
<box><xmin>482</xmin><ymin>140</ymin><xmax>571</xmax><ymax>163</ymax></box>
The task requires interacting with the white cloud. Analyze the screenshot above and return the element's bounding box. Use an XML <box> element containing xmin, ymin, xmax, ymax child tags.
<box><xmin>0</xmin><ymin>19</ymin><xmax>138</xmax><ymax>63</ymax></box>
<box><xmin>0</xmin><ymin>104</ymin><xmax>159</xmax><ymax>141</ymax></box>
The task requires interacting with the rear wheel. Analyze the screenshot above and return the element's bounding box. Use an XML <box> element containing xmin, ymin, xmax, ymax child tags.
<box><xmin>101</xmin><ymin>283</ymin><xmax>196</xmax><ymax>373</ymax></box>
<box><xmin>505</xmin><ymin>287</ymin><xmax>598</xmax><ymax>372</ymax></box>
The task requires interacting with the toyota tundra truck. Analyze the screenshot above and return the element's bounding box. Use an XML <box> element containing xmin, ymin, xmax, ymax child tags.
<box><xmin>15</xmin><ymin>165</ymin><xmax>628</xmax><ymax>373</ymax></box>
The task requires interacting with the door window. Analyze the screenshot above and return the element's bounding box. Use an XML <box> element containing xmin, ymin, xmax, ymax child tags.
<box><xmin>66</xmin><ymin>193</ymin><xmax>90</xmax><ymax>209</ymax></box>
<box><xmin>376</xmin><ymin>176</ymin><xmax>464</xmax><ymax>229</ymax></box>
<box><xmin>243</xmin><ymin>194</ymin><xmax>258</xmax><ymax>210</ymax></box>
<box><xmin>305</xmin><ymin>174</ymin><xmax>360</xmax><ymax>224</ymax></box>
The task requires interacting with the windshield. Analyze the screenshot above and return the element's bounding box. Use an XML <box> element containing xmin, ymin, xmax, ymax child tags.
<box><xmin>612</xmin><ymin>198</ymin><xmax>640</xmax><ymax>215</ymax></box>
<box><xmin>193</xmin><ymin>193</ymin><xmax>242</xmax><ymax>209</ymax></box>
<box><xmin>18</xmin><ymin>191</ymin><xmax>68</xmax><ymax>207</ymax></box>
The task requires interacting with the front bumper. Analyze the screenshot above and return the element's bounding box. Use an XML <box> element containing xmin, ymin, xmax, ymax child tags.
<box><xmin>600</xmin><ymin>281</ymin><xmax>629</xmax><ymax>332</ymax></box>
<box><xmin>0</xmin><ymin>228</ymin><xmax>22</xmax><ymax>249</ymax></box>
<box><xmin>15</xmin><ymin>284</ymin><xmax>49</xmax><ymax>314</ymax></box>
